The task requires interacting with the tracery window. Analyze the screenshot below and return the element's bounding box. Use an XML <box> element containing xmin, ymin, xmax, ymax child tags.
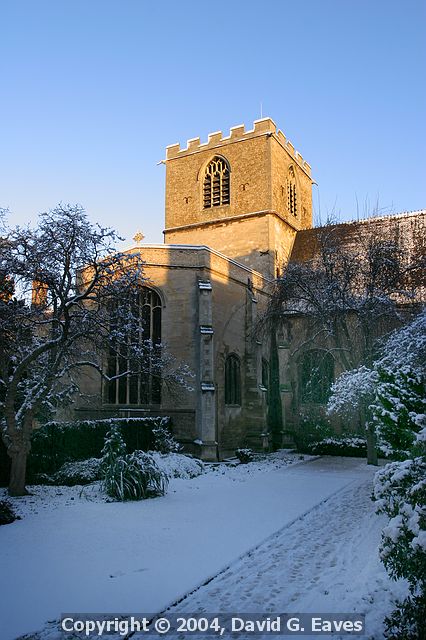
<box><xmin>106</xmin><ymin>288</ymin><xmax>162</xmax><ymax>405</ymax></box>
<box><xmin>287</xmin><ymin>166</ymin><xmax>297</xmax><ymax>217</ymax></box>
<box><xmin>299</xmin><ymin>349</ymin><xmax>334</xmax><ymax>404</ymax></box>
<box><xmin>225</xmin><ymin>354</ymin><xmax>241</xmax><ymax>405</ymax></box>
<box><xmin>203</xmin><ymin>156</ymin><xmax>230</xmax><ymax>208</ymax></box>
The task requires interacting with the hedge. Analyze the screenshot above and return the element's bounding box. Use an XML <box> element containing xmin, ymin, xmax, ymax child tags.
<box><xmin>307</xmin><ymin>435</ymin><xmax>387</xmax><ymax>458</ymax></box>
<box><xmin>0</xmin><ymin>416</ymin><xmax>171</xmax><ymax>485</ymax></box>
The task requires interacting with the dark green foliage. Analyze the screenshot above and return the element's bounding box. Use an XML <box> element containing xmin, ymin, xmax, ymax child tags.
<box><xmin>384</xmin><ymin>592</ymin><xmax>426</xmax><ymax>640</ymax></box>
<box><xmin>293</xmin><ymin>414</ymin><xmax>334</xmax><ymax>453</ymax></box>
<box><xmin>308</xmin><ymin>436</ymin><xmax>371</xmax><ymax>457</ymax></box>
<box><xmin>374</xmin><ymin>455</ymin><xmax>426</xmax><ymax>639</ymax></box>
<box><xmin>0</xmin><ymin>416</ymin><xmax>171</xmax><ymax>485</ymax></box>
<box><xmin>0</xmin><ymin>500</ymin><xmax>19</xmax><ymax>525</ymax></box>
<box><xmin>101</xmin><ymin>426</ymin><xmax>168</xmax><ymax>501</ymax></box>
<box><xmin>372</xmin><ymin>368</ymin><xmax>424</xmax><ymax>461</ymax></box>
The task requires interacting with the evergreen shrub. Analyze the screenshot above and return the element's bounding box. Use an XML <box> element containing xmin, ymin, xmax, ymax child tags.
<box><xmin>101</xmin><ymin>426</ymin><xmax>168</xmax><ymax>501</ymax></box>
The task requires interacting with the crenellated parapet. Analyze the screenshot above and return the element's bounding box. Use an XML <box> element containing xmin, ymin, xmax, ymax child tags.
<box><xmin>166</xmin><ymin>117</ymin><xmax>311</xmax><ymax>177</ymax></box>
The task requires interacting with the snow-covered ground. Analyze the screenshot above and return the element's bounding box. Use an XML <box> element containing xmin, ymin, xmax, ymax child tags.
<box><xmin>0</xmin><ymin>454</ymin><xmax>407</xmax><ymax>640</ymax></box>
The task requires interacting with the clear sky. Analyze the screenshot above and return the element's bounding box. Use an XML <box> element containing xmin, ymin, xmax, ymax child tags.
<box><xmin>1</xmin><ymin>0</ymin><xmax>425</xmax><ymax>248</ymax></box>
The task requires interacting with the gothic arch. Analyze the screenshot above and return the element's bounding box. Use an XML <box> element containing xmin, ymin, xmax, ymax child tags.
<box><xmin>105</xmin><ymin>287</ymin><xmax>162</xmax><ymax>406</ymax></box>
<box><xmin>199</xmin><ymin>155</ymin><xmax>231</xmax><ymax>209</ymax></box>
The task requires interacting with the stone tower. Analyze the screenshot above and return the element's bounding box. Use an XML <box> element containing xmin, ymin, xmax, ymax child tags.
<box><xmin>164</xmin><ymin>117</ymin><xmax>313</xmax><ymax>277</ymax></box>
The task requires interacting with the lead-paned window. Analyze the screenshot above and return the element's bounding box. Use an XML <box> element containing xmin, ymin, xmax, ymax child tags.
<box><xmin>203</xmin><ymin>156</ymin><xmax>230</xmax><ymax>208</ymax></box>
<box><xmin>106</xmin><ymin>288</ymin><xmax>162</xmax><ymax>405</ymax></box>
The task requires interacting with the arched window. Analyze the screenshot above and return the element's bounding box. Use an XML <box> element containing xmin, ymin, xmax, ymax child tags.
<box><xmin>287</xmin><ymin>166</ymin><xmax>297</xmax><ymax>217</ymax></box>
<box><xmin>299</xmin><ymin>349</ymin><xmax>334</xmax><ymax>404</ymax></box>
<box><xmin>225</xmin><ymin>354</ymin><xmax>241</xmax><ymax>405</ymax></box>
<box><xmin>106</xmin><ymin>288</ymin><xmax>162</xmax><ymax>405</ymax></box>
<box><xmin>203</xmin><ymin>156</ymin><xmax>230</xmax><ymax>208</ymax></box>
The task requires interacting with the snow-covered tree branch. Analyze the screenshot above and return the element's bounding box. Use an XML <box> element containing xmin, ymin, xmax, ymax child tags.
<box><xmin>0</xmin><ymin>204</ymin><xmax>192</xmax><ymax>496</ymax></box>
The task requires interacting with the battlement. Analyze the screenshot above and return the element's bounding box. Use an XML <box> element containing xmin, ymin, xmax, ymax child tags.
<box><xmin>166</xmin><ymin>117</ymin><xmax>311</xmax><ymax>177</ymax></box>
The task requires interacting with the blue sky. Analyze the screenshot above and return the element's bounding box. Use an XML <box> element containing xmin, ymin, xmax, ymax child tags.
<box><xmin>1</xmin><ymin>0</ymin><xmax>425</xmax><ymax>247</ymax></box>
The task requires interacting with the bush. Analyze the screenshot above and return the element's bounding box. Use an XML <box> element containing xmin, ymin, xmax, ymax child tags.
<box><xmin>0</xmin><ymin>500</ymin><xmax>19</xmax><ymax>525</ymax></box>
<box><xmin>372</xmin><ymin>368</ymin><xmax>425</xmax><ymax>461</ymax></box>
<box><xmin>150</xmin><ymin>452</ymin><xmax>204</xmax><ymax>479</ymax></box>
<box><xmin>101</xmin><ymin>426</ymin><xmax>168</xmax><ymax>501</ymax></box>
<box><xmin>374</xmin><ymin>456</ymin><xmax>426</xmax><ymax>639</ymax></box>
<box><xmin>308</xmin><ymin>435</ymin><xmax>369</xmax><ymax>457</ymax></box>
<box><xmin>384</xmin><ymin>592</ymin><xmax>426</xmax><ymax>639</ymax></box>
<box><xmin>373</xmin><ymin>457</ymin><xmax>426</xmax><ymax>583</ymax></box>
<box><xmin>53</xmin><ymin>458</ymin><xmax>102</xmax><ymax>486</ymax></box>
<box><xmin>235</xmin><ymin>448</ymin><xmax>254</xmax><ymax>464</ymax></box>
<box><xmin>151</xmin><ymin>422</ymin><xmax>181</xmax><ymax>454</ymax></box>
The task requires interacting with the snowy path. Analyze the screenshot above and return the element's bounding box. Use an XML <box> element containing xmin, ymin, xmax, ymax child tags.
<box><xmin>156</xmin><ymin>470</ymin><xmax>405</xmax><ymax>639</ymax></box>
<box><xmin>1</xmin><ymin>456</ymin><xmax>405</xmax><ymax>640</ymax></box>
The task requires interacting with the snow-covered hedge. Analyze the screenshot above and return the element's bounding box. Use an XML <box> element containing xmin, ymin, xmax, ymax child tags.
<box><xmin>149</xmin><ymin>452</ymin><xmax>205</xmax><ymax>479</ymax></box>
<box><xmin>23</xmin><ymin>416</ymin><xmax>172</xmax><ymax>479</ymax></box>
<box><xmin>308</xmin><ymin>435</ymin><xmax>370</xmax><ymax>457</ymax></box>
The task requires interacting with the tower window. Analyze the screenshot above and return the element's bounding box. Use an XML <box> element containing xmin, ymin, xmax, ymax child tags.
<box><xmin>203</xmin><ymin>156</ymin><xmax>230</xmax><ymax>208</ymax></box>
<box><xmin>225</xmin><ymin>354</ymin><xmax>241</xmax><ymax>405</ymax></box>
<box><xmin>287</xmin><ymin>166</ymin><xmax>297</xmax><ymax>217</ymax></box>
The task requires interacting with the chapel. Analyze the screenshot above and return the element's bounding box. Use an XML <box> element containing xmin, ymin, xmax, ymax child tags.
<box><xmin>74</xmin><ymin>117</ymin><xmax>425</xmax><ymax>460</ymax></box>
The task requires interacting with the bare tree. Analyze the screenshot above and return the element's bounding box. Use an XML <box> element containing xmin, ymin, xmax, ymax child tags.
<box><xmin>260</xmin><ymin>214</ymin><xmax>425</xmax><ymax>463</ymax></box>
<box><xmin>0</xmin><ymin>204</ymin><xmax>190</xmax><ymax>496</ymax></box>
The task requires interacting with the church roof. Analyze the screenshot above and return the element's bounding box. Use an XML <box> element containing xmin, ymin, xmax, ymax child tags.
<box><xmin>290</xmin><ymin>210</ymin><xmax>426</xmax><ymax>263</ymax></box>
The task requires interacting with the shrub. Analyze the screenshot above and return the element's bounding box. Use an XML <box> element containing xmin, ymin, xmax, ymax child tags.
<box><xmin>151</xmin><ymin>421</ymin><xmax>181</xmax><ymax>454</ymax></box>
<box><xmin>308</xmin><ymin>435</ymin><xmax>368</xmax><ymax>457</ymax></box>
<box><xmin>384</xmin><ymin>591</ymin><xmax>426</xmax><ymax>640</ymax></box>
<box><xmin>307</xmin><ymin>435</ymin><xmax>388</xmax><ymax>457</ymax></box>
<box><xmin>0</xmin><ymin>500</ymin><xmax>19</xmax><ymax>526</ymax></box>
<box><xmin>150</xmin><ymin>452</ymin><xmax>205</xmax><ymax>479</ymax></box>
<box><xmin>53</xmin><ymin>458</ymin><xmax>102</xmax><ymax>486</ymax></box>
<box><xmin>235</xmin><ymin>448</ymin><xmax>254</xmax><ymax>464</ymax></box>
<box><xmin>101</xmin><ymin>426</ymin><xmax>168</xmax><ymax>501</ymax></box>
<box><xmin>371</xmin><ymin>368</ymin><xmax>425</xmax><ymax>461</ymax></box>
<box><xmin>374</xmin><ymin>456</ymin><xmax>426</xmax><ymax>639</ymax></box>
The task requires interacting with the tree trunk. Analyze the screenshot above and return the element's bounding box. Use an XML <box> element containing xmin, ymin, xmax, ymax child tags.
<box><xmin>366</xmin><ymin>423</ymin><xmax>378</xmax><ymax>466</ymax></box>
<box><xmin>8</xmin><ymin>450</ymin><xmax>29</xmax><ymax>496</ymax></box>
